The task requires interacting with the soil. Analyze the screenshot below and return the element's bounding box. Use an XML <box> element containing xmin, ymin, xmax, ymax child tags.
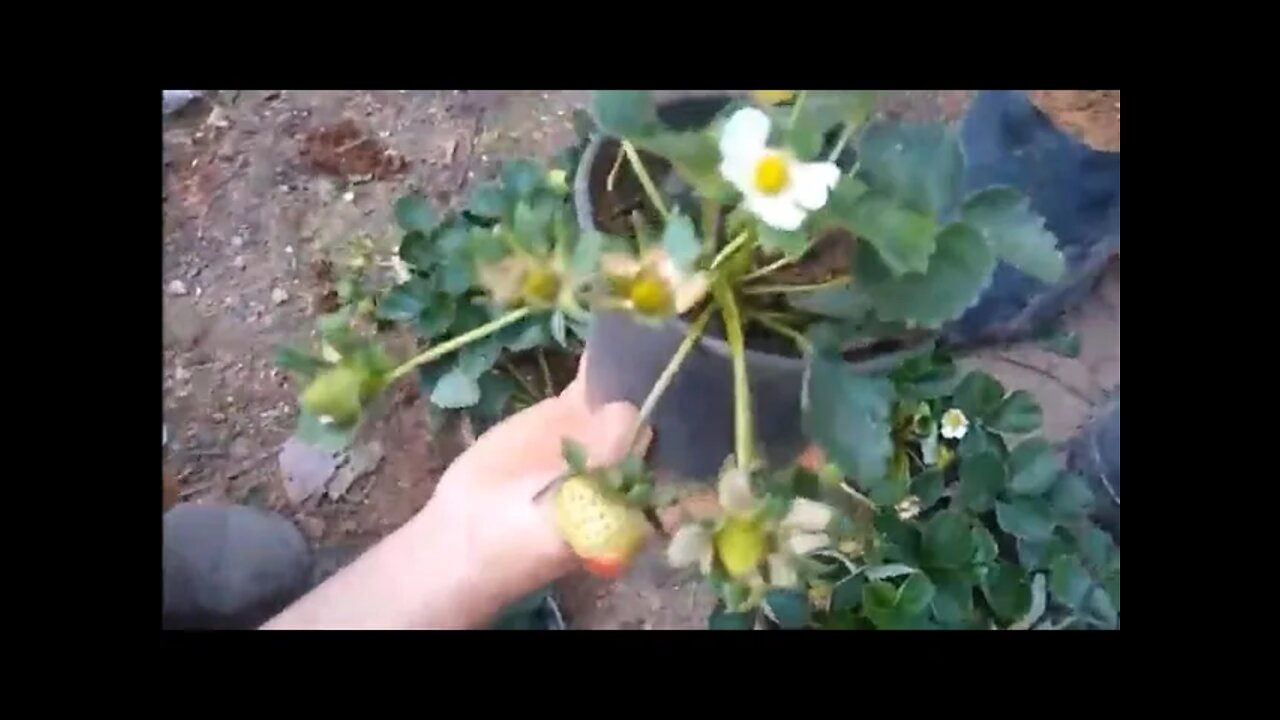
<box><xmin>163</xmin><ymin>90</ymin><xmax>1119</xmax><ymax>630</ymax></box>
<box><xmin>1027</xmin><ymin>91</ymin><xmax>1121</xmax><ymax>151</ymax></box>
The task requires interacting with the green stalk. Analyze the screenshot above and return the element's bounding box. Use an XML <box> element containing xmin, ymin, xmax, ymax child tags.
<box><xmin>537</xmin><ymin>348</ymin><xmax>555</xmax><ymax>396</ymax></box>
<box><xmin>751</xmin><ymin>313</ymin><xmax>812</xmax><ymax>354</ymax></box>
<box><xmin>827</xmin><ymin>123</ymin><xmax>857</xmax><ymax>162</ymax></box>
<box><xmin>740</xmin><ymin>255</ymin><xmax>795</xmax><ymax>282</ymax></box>
<box><xmin>742</xmin><ymin>275</ymin><xmax>851</xmax><ymax>295</ymax></box>
<box><xmin>789</xmin><ymin>91</ymin><xmax>808</xmax><ymax>126</ymax></box>
<box><xmin>709</xmin><ymin>231</ymin><xmax>751</xmax><ymax>271</ymax></box>
<box><xmin>501</xmin><ymin>358</ymin><xmax>541</xmax><ymax>400</ymax></box>
<box><xmin>712</xmin><ymin>279</ymin><xmax>752</xmax><ymax>470</ymax></box>
<box><xmin>387</xmin><ymin>306</ymin><xmax>532</xmax><ymax>382</ymax></box>
<box><xmin>621</xmin><ymin>140</ymin><xmax>669</xmax><ymax>221</ymax></box>
<box><xmin>627</xmin><ymin>304</ymin><xmax>715</xmax><ymax>450</ymax></box>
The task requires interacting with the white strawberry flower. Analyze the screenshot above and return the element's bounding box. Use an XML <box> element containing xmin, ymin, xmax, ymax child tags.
<box><xmin>718</xmin><ymin>107</ymin><xmax>841</xmax><ymax>231</ymax></box>
<box><xmin>940</xmin><ymin>408</ymin><xmax>970</xmax><ymax>440</ymax></box>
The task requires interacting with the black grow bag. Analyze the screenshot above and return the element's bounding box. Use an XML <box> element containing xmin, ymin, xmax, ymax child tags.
<box><xmin>575</xmin><ymin>92</ymin><xmax>1119</xmax><ymax>479</ymax></box>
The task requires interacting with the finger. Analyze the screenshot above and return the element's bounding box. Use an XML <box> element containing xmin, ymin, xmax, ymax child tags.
<box><xmin>581</xmin><ymin>400</ymin><xmax>640</xmax><ymax>467</ymax></box>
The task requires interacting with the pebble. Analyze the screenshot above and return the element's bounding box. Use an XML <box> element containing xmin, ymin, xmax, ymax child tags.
<box><xmin>343</xmin><ymin>190</ymin><xmax>355</xmax><ymax>203</ymax></box>
<box><xmin>271</xmin><ymin>287</ymin><xmax>289</xmax><ymax>305</ymax></box>
<box><xmin>231</xmin><ymin>235</ymin><xmax>245</xmax><ymax>248</ymax></box>
<box><xmin>211</xmin><ymin>412</ymin><xmax>227</xmax><ymax>423</ymax></box>
<box><xmin>233</xmin><ymin>255</ymin><xmax>247</xmax><ymax>270</ymax></box>
<box><xmin>167</xmin><ymin>280</ymin><xmax>189</xmax><ymax>296</ymax></box>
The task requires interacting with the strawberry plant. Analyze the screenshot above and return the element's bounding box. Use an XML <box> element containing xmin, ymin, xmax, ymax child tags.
<box><xmin>278</xmin><ymin>90</ymin><xmax>1118</xmax><ymax>629</ymax></box>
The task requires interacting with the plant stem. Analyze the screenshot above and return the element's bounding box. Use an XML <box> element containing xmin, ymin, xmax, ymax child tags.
<box><xmin>789</xmin><ymin>91</ymin><xmax>808</xmax><ymax>126</ymax></box>
<box><xmin>626</xmin><ymin>304</ymin><xmax>714</xmax><ymax>450</ymax></box>
<box><xmin>537</xmin><ymin>348</ymin><xmax>555</xmax><ymax>396</ymax></box>
<box><xmin>386</xmin><ymin>307</ymin><xmax>532</xmax><ymax>382</ymax></box>
<box><xmin>606</xmin><ymin>146</ymin><xmax>625</xmax><ymax>192</ymax></box>
<box><xmin>710</xmin><ymin>231</ymin><xmax>751</xmax><ymax>271</ymax></box>
<box><xmin>827</xmin><ymin>123</ymin><xmax>857</xmax><ymax>162</ymax></box>
<box><xmin>712</xmin><ymin>279</ymin><xmax>752</xmax><ymax>470</ymax></box>
<box><xmin>740</xmin><ymin>255</ymin><xmax>796</xmax><ymax>282</ymax></box>
<box><xmin>701</xmin><ymin>198</ymin><xmax>721</xmax><ymax>254</ymax></box>
<box><xmin>501</xmin><ymin>358</ymin><xmax>541</xmax><ymax>400</ymax></box>
<box><xmin>621</xmin><ymin>140</ymin><xmax>669</xmax><ymax>221</ymax></box>
<box><xmin>751</xmin><ymin>313</ymin><xmax>812</xmax><ymax>354</ymax></box>
<box><xmin>741</xmin><ymin>275</ymin><xmax>851</xmax><ymax>295</ymax></box>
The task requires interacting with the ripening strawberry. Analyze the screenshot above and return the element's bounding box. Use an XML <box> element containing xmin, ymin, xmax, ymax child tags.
<box><xmin>553</xmin><ymin>475</ymin><xmax>651</xmax><ymax>578</ymax></box>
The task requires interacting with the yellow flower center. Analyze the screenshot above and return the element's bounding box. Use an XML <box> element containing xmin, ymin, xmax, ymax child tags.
<box><xmin>751</xmin><ymin>90</ymin><xmax>798</xmax><ymax>106</ymax></box>
<box><xmin>521</xmin><ymin>267</ymin><xmax>561</xmax><ymax>306</ymax></box>
<box><xmin>753</xmin><ymin>154</ymin><xmax>789</xmax><ymax>196</ymax></box>
<box><xmin>628</xmin><ymin>271</ymin><xmax>673</xmax><ymax>316</ymax></box>
<box><xmin>715</xmin><ymin>517</ymin><xmax>767</xmax><ymax>580</ymax></box>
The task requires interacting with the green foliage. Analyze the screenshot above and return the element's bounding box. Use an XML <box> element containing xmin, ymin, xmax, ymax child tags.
<box><xmin>1008</xmin><ymin>438</ymin><xmax>1061</xmax><ymax>496</ymax></box>
<box><xmin>858</xmin><ymin>122</ymin><xmax>964</xmax><ymax>219</ymax></box>
<box><xmin>922</xmin><ymin>511</ymin><xmax>974</xmax><ymax>570</ymax></box>
<box><xmin>854</xmin><ymin>223</ymin><xmax>995</xmax><ymax>328</ymax></box>
<box><xmin>804</xmin><ymin>353</ymin><xmax>894</xmax><ymax>485</ymax></box>
<box><xmin>661</xmin><ymin>211</ymin><xmax>702</xmax><ymax>272</ymax></box>
<box><xmin>764</xmin><ymin>589</ymin><xmax>811</xmax><ymax>629</ymax></box>
<box><xmin>590</xmin><ymin>91</ymin><xmax>659</xmax><ymax>138</ymax></box>
<box><xmin>394</xmin><ymin>195</ymin><xmax>438</xmax><ymax>234</ymax></box>
<box><xmin>988</xmin><ymin>390</ymin><xmax>1043</xmax><ymax>434</ymax></box>
<box><xmin>957</xmin><ymin>451</ymin><xmax>1005</xmax><ymax>513</ymax></box>
<box><xmin>961</xmin><ymin>187</ymin><xmax>1065</xmax><ymax>283</ymax></box>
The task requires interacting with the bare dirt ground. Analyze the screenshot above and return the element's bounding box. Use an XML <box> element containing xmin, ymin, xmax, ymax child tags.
<box><xmin>162</xmin><ymin>90</ymin><xmax>1118</xmax><ymax>630</ymax></box>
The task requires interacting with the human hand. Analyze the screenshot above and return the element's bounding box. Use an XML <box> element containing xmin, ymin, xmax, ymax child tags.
<box><xmin>411</xmin><ymin>353</ymin><xmax>645</xmax><ymax>622</ymax></box>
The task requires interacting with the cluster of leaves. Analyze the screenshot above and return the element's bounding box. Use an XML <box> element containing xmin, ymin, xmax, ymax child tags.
<box><xmin>723</xmin><ymin>360</ymin><xmax>1119</xmax><ymax>630</ymax></box>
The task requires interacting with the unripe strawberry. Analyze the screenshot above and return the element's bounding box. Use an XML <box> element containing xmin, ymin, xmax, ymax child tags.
<box><xmin>553</xmin><ymin>475</ymin><xmax>651</xmax><ymax>578</ymax></box>
<box><xmin>714</xmin><ymin>516</ymin><xmax>767</xmax><ymax>579</ymax></box>
<box><xmin>300</xmin><ymin>365</ymin><xmax>366</xmax><ymax>426</ymax></box>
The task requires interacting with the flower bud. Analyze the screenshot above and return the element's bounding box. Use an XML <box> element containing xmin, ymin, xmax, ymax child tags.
<box><xmin>715</xmin><ymin>516</ymin><xmax>767</xmax><ymax>579</ymax></box>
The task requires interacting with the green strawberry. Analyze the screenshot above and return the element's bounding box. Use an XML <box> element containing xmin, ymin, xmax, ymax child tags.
<box><xmin>553</xmin><ymin>475</ymin><xmax>651</xmax><ymax>578</ymax></box>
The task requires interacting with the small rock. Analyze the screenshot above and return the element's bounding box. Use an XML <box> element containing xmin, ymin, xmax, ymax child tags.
<box><xmin>229</xmin><ymin>437</ymin><xmax>253</xmax><ymax>459</ymax></box>
<box><xmin>167</xmin><ymin>280</ymin><xmax>189</xmax><ymax>296</ymax></box>
<box><xmin>231</xmin><ymin>235</ymin><xmax>245</xmax><ymax>248</ymax></box>
<box><xmin>279</xmin><ymin>438</ymin><xmax>340</xmax><ymax>505</ymax></box>
<box><xmin>211</xmin><ymin>412</ymin><xmax>227</xmax><ymax>423</ymax></box>
<box><xmin>285</xmin><ymin>245</ymin><xmax>294</xmax><ymax>254</ymax></box>
<box><xmin>233</xmin><ymin>255</ymin><xmax>247</xmax><ymax>270</ymax></box>
<box><xmin>343</xmin><ymin>190</ymin><xmax>355</xmax><ymax>203</ymax></box>
<box><xmin>271</xmin><ymin>287</ymin><xmax>289</xmax><ymax>305</ymax></box>
<box><xmin>174</xmin><ymin>366</ymin><xmax>192</xmax><ymax>382</ymax></box>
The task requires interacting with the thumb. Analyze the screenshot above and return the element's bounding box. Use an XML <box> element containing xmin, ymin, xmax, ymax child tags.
<box><xmin>581</xmin><ymin>400</ymin><xmax>643</xmax><ymax>468</ymax></box>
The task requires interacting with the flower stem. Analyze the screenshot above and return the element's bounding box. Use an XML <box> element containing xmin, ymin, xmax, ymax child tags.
<box><xmin>789</xmin><ymin>91</ymin><xmax>808</xmax><ymax>127</ymax></box>
<box><xmin>827</xmin><ymin>123</ymin><xmax>857</xmax><ymax>162</ymax></box>
<box><xmin>606</xmin><ymin>146</ymin><xmax>625</xmax><ymax>192</ymax></box>
<box><xmin>621</xmin><ymin>140</ymin><xmax>669</xmax><ymax>221</ymax></box>
<box><xmin>386</xmin><ymin>306</ymin><xmax>532</xmax><ymax>382</ymax></box>
<box><xmin>712</xmin><ymin>279</ymin><xmax>752</xmax><ymax>470</ymax></box>
<box><xmin>750</xmin><ymin>313</ymin><xmax>812</xmax><ymax>354</ymax></box>
<box><xmin>740</xmin><ymin>255</ymin><xmax>796</xmax><ymax>282</ymax></box>
<box><xmin>501</xmin><ymin>358</ymin><xmax>541</xmax><ymax>400</ymax></box>
<box><xmin>537</xmin><ymin>348</ymin><xmax>555</xmax><ymax>396</ymax></box>
<box><xmin>710</xmin><ymin>231</ymin><xmax>751</xmax><ymax>271</ymax></box>
<box><xmin>741</xmin><ymin>275</ymin><xmax>851</xmax><ymax>295</ymax></box>
<box><xmin>627</xmin><ymin>304</ymin><xmax>714</xmax><ymax>450</ymax></box>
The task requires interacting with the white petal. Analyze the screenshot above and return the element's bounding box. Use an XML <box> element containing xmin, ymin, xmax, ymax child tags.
<box><xmin>781</xmin><ymin>497</ymin><xmax>835</xmax><ymax>533</ymax></box>
<box><xmin>666</xmin><ymin>524</ymin><xmax>713</xmax><ymax>569</ymax></box>
<box><xmin>789</xmin><ymin>161</ymin><xmax>841</xmax><ymax>211</ymax></box>
<box><xmin>746</xmin><ymin>192</ymin><xmax>807</xmax><ymax>231</ymax></box>
<box><xmin>718</xmin><ymin>467</ymin><xmax>758</xmax><ymax>516</ymax></box>
<box><xmin>786</xmin><ymin>531</ymin><xmax>831</xmax><ymax>556</ymax></box>
<box><xmin>719</xmin><ymin>107</ymin><xmax>771</xmax><ymax>161</ymax></box>
<box><xmin>768</xmin><ymin>553</ymin><xmax>800</xmax><ymax>589</ymax></box>
<box><xmin>673</xmin><ymin>273</ymin><xmax>710</xmax><ymax>313</ymax></box>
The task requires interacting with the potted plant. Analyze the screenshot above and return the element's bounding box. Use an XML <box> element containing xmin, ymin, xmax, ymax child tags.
<box><xmin>279</xmin><ymin>90</ymin><xmax>1118</xmax><ymax>629</ymax></box>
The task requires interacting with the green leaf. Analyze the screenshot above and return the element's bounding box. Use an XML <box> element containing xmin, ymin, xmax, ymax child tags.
<box><xmin>571</xmin><ymin>229</ymin><xmax>606</xmax><ymax>280</ymax></box>
<box><xmin>499</xmin><ymin>317</ymin><xmax>552</xmax><ymax>352</ymax></box>
<box><xmin>763</xmin><ymin>589</ymin><xmax>811</xmax><ymax>629</ymax></box>
<box><xmin>838</xmin><ymin>192</ymin><xmax>938</xmax><ymax>276</ymax></box>
<box><xmin>471</xmin><ymin>372</ymin><xmax>516</xmax><ymax>425</ymax></box>
<box><xmin>1075</xmin><ymin>523</ymin><xmax>1117</xmax><ymax>571</ymax></box>
<box><xmin>832</xmin><ymin>575</ymin><xmax>866</xmax><ymax>611</ymax></box>
<box><xmin>897</xmin><ymin>573</ymin><xmax>936</xmax><ymax>617</ymax></box>
<box><xmin>957</xmin><ymin>451</ymin><xmax>1006</xmax><ymax>513</ymax></box>
<box><xmin>430</xmin><ymin>367</ymin><xmax>481</xmax><ymax>409</ymax></box>
<box><xmin>1049</xmin><ymin>554</ymin><xmax>1092</xmax><ymax>609</ymax></box>
<box><xmin>1008</xmin><ymin>438</ymin><xmax>1060</xmax><ymax>496</ymax></box>
<box><xmin>1083</xmin><ymin>586</ymin><xmax>1119</xmax><ymax>628</ymax></box>
<box><xmin>1103</xmin><ymin>569</ymin><xmax>1120</xmax><ymax>614</ymax></box>
<box><xmin>1040</xmin><ymin>328</ymin><xmax>1081</xmax><ymax>358</ymax></box>
<box><xmin>294</xmin><ymin>410</ymin><xmax>357</xmax><ymax>453</ymax></box>
<box><xmin>982</xmin><ymin>561</ymin><xmax>1031</xmax><ymax>622</ymax></box>
<box><xmin>911</xmin><ymin>468</ymin><xmax>946</xmax><ymax>510</ymax></box>
<box><xmin>855</xmin><ymin>222</ymin><xmax>995</xmax><ymax>328</ymax></box>
<box><xmin>952</xmin><ymin>371</ymin><xmax>1006</xmax><ymax>419</ymax></box>
<box><xmin>451</xmin><ymin>302</ymin><xmax>492</xmax><ymax>335</ymax></box>
<box><xmin>708</xmin><ymin>603</ymin><xmax>755</xmax><ymax>630</ymax></box>
<box><xmin>457</xmin><ymin>336</ymin><xmax>502</xmax><ymax>378</ymax></box>
<box><xmin>635</xmin><ymin>131</ymin><xmax>729</xmax><ymax>199</ymax></box>
<box><xmin>398</xmin><ymin>230</ymin><xmax>435</xmax><ymax>269</ymax></box>
<box><xmin>377</xmin><ymin>278</ymin><xmax>434</xmax><ymax>322</ymax></box>
<box><xmin>1049</xmin><ymin>472</ymin><xmax>1094</xmax><ymax>520</ymax></box>
<box><xmin>501</xmin><ymin>159</ymin><xmax>543</xmax><ymax>201</ymax></box>
<box><xmin>275</xmin><ymin>346</ymin><xmax>327</xmax><ymax>378</ymax></box>
<box><xmin>467</xmin><ymin>182</ymin><xmax>508</xmax><ymax>220</ymax></box>
<box><xmin>960</xmin><ymin>187</ymin><xmax>1065</xmax><ymax>283</ymax></box>
<box><xmin>874</xmin><ymin>512</ymin><xmax>922</xmax><ymax>566</ymax></box>
<box><xmin>858</xmin><ymin>122</ymin><xmax>964</xmax><ymax>218</ymax></box>
<box><xmin>987</xmin><ymin>390</ymin><xmax>1043</xmax><ymax>434</ymax></box>
<box><xmin>439</xmin><ymin>256</ymin><xmax>474</xmax><ymax>295</ymax></box>
<box><xmin>1016</xmin><ymin>535</ymin><xmax>1070</xmax><ymax>571</ymax></box>
<box><xmin>757</xmin><ymin>224</ymin><xmax>810</xmax><ymax>257</ymax></box>
<box><xmin>862</xmin><ymin>581</ymin><xmax>899</xmax><ymax>628</ymax></box>
<box><xmin>513</xmin><ymin>200</ymin><xmax>554</xmax><ymax>254</ymax></box>
<box><xmin>590</xmin><ymin>91</ymin><xmax>658</xmax><ymax>138</ymax></box>
<box><xmin>394</xmin><ymin>195</ymin><xmax>438</xmax><ymax>234</ymax></box>
<box><xmin>804</xmin><ymin>353</ymin><xmax>895</xmax><ymax>484</ymax></box>
<box><xmin>550</xmin><ymin>311</ymin><xmax>568</xmax><ymax>347</ymax></box>
<box><xmin>561</xmin><ymin>438</ymin><xmax>588</xmax><ymax>474</ymax></box>
<box><xmin>972</xmin><ymin>525</ymin><xmax>999</xmax><ymax>565</ymax></box>
<box><xmin>930</xmin><ymin>570</ymin><xmax>976</xmax><ymax>626</ymax></box>
<box><xmin>922</xmin><ymin>511</ymin><xmax>974</xmax><ymax>570</ymax></box>
<box><xmin>415</xmin><ymin>294</ymin><xmax>457</xmax><ymax>338</ymax></box>
<box><xmin>996</xmin><ymin>498</ymin><xmax>1056</xmax><ymax>542</ymax></box>
<box><xmin>660</xmin><ymin>211</ymin><xmax>701</xmax><ymax>272</ymax></box>
<box><xmin>786</xmin><ymin>285</ymin><xmax>873</xmax><ymax>321</ymax></box>
<box><xmin>788</xmin><ymin>91</ymin><xmax>878</xmax><ymax>160</ymax></box>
